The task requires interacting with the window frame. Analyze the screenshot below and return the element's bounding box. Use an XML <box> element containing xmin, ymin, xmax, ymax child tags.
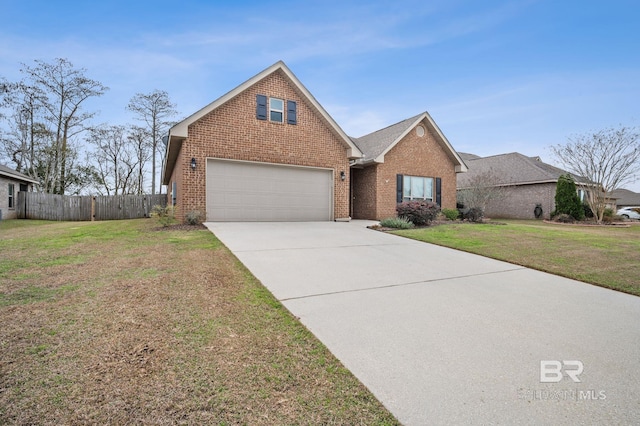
<box><xmin>402</xmin><ymin>175</ymin><xmax>434</xmax><ymax>202</ymax></box>
<box><xmin>171</xmin><ymin>181</ymin><xmax>177</xmax><ymax>206</ymax></box>
<box><xmin>8</xmin><ymin>183</ymin><xmax>15</xmax><ymax>209</ymax></box>
<box><xmin>269</xmin><ymin>97</ymin><xmax>284</xmax><ymax>123</ymax></box>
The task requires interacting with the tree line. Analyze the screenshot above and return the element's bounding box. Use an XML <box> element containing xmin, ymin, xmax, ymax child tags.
<box><xmin>0</xmin><ymin>58</ymin><xmax>178</xmax><ymax>196</ymax></box>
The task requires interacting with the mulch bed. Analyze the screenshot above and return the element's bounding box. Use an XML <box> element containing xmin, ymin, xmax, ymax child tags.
<box><xmin>152</xmin><ymin>223</ymin><xmax>208</xmax><ymax>231</ymax></box>
<box><xmin>368</xmin><ymin>219</ymin><xmax>507</xmax><ymax>231</ymax></box>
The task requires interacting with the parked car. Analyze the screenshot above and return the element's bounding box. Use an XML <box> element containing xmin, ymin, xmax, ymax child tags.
<box><xmin>616</xmin><ymin>207</ymin><xmax>640</xmax><ymax>220</ymax></box>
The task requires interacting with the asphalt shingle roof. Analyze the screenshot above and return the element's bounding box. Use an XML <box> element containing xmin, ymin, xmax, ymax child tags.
<box><xmin>0</xmin><ymin>164</ymin><xmax>39</xmax><ymax>184</ymax></box>
<box><xmin>457</xmin><ymin>152</ymin><xmax>583</xmax><ymax>188</ymax></box>
<box><xmin>610</xmin><ymin>188</ymin><xmax>640</xmax><ymax>206</ymax></box>
<box><xmin>350</xmin><ymin>113</ymin><xmax>424</xmax><ymax>162</ymax></box>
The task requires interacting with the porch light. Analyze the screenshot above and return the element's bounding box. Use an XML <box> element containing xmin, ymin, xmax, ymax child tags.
<box><xmin>340</xmin><ymin>171</ymin><xmax>346</xmax><ymax>181</ymax></box>
<box><xmin>191</xmin><ymin>157</ymin><xmax>197</xmax><ymax>170</ymax></box>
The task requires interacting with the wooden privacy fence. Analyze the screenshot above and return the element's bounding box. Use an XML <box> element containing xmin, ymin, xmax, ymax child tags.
<box><xmin>17</xmin><ymin>192</ymin><xmax>167</xmax><ymax>221</ymax></box>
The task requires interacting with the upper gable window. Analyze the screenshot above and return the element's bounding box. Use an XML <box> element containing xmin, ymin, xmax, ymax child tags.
<box><xmin>269</xmin><ymin>98</ymin><xmax>284</xmax><ymax>123</ymax></box>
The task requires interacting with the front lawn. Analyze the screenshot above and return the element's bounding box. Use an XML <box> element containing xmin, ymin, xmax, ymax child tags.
<box><xmin>0</xmin><ymin>219</ymin><xmax>398</xmax><ymax>425</ymax></box>
<box><xmin>393</xmin><ymin>220</ymin><xmax>640</xmax><ymax>296</ymax></box>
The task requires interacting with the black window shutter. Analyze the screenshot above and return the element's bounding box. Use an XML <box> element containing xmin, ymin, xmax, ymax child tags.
<box><xmin>287</xmin><ymin>100</ymin><xmax>297</xmax><ymax>125</ymax></box>
<box><xmin>256</xmin><ymin>94</ymin><xmax>267</xmax><ymax>120</ymax></box>
<box><xmin>396</xmin><ymin>174</ymin><xmax>403</xmax><ymax>203</ymax></box>
<box><xmin>435</xmin><ymin>177</ymin><xmax>442</xmax><ymax>206</ymax></box>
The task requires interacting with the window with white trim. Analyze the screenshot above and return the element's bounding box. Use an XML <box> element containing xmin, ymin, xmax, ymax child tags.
<box><xmin>577</xmin><ymin>188</ymin><xmax>587</xmax><ymax>202</ymax></box>
<box><xmin>269</xmin><ymin>98</ymin><xmax>284</xmax><ymax>123</ymax></box>
<box><xmin>402</xmin><ymin>175</ymin><xmax>433</xmax><ymax>201</ymax></box>
<box><xmin>8</xmin><ymin>183</ymin><xmax>15</xmax><ymax>209</ymax></box>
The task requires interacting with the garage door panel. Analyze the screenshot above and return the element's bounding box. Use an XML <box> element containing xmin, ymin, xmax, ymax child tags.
<box><xmin>207</xmin><ymin>159</ymin><xmax>333</xmax><ymax>222</ymax></box>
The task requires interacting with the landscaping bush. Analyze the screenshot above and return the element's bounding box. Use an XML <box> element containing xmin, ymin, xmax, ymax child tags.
<box><xmin>554</xmin><ymin>174</ymin><xmax>585</xmax><ymax>221</ymax></box>
<box><xmin>151</xmin><ymin>204</ymin><xmax>176</xmax><ymax>227</ymax></box>
<box><xmin>602</xmin><ymin>208</ymin><xmax>614</xmax><ymax>223</ymax></box>
<box><xmin>464</xmin><ymin>207</ymin><xmax>484</xmax><ymax>223</ymax></box>
<box><xmin>186</xmin><ymin>210</ymin><xmax>204</xmax><ymax>225</ymax></box>
<box><xmin>379</xmin><ymin>217</ymin><xmax>415</xmax><ymax>229</ymax></box>
<box><xmin>583</xmin><ymin>203</ymin><xmax>594</xmax><ymax>218</ymax></box>
<box><xmin>441</xmin><ymin>208</ymin><xmax>460</xmax><ymax>221</ymax></box>
<box><xmin>396</xmin><ymin>201</ymin><xmax>441</xmax><ymax>226</ymax></box>
<box><xmin>554</xmin><ymin>213</ymin><xmax>575</xmax><ymax>223</ymax></box>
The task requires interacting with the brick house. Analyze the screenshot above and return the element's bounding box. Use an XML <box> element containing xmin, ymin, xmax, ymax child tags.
<box><xmin>162</xmin><ymin>61</ymin><xmax>467</xmax><ymax>222</ymax></box>
<box><xmin>0</xmin><ymin>164</ymin><xmax>38</xmax><ymax>220</ymax></box>
<box><xmin>456</xmin><ymin>152</ymin><xmax>588</xmax><ymax>219</ymax></box>
<box><xmin>351</xmin><ymin>113</ymin><xmax>467</xmax><ymax>220</ymax></box>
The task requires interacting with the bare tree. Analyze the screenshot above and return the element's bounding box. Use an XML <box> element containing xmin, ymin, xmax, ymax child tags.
<box><xmin>0</xmin><ymin>82</ymin><xmax>51</xmax><ymax>183</ymax></box>
<box><xmin>87</xmin><ymin>125</ymin><xmax>139</xmax><ymax>196</ymax></box>
<box><xmin>20</xmin><ymin>58</ymin><xmax>108</xmax><ymax>194</ymax></box>
<box><xmin>127</xmin><ymin>125</ymin><xmax>152</xmax><ymax>194</ymax></box>
<box><xmin>457</xmin><ymin>168</ymin><xmax>507</xmax><ymax>216</ymax></box>
<box><xmin>127</xmin><ymin>90</ymin><xmax>177</xmax><ymax>194</ymax></box>
<box><xmin>551</xmin><ymin>126</ymin><xmax>640</xmax><ymax>223</ymax></box>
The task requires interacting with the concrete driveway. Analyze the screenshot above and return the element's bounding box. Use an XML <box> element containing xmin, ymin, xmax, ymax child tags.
<box><xmin>205</xmin><ymin>221</ymin><xmax>640</xmax><ymax>425</ymax></box>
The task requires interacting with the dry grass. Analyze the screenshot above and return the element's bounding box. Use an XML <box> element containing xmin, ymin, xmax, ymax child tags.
<box><xmin>394</xmin><ymin>220</ymin><xmax>640</xmax><ymax>296</ymax></box>
<box><xmin>0</xmin><ymin>219</ymin><xmax>398</xmax><ymax>425</ymax></box>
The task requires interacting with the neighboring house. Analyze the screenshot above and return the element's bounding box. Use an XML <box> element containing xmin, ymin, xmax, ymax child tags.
<box><xmin>610</xmin><ymin>189</ymin><xmax>640</xmax><ymax>209</ymax></box>
<box><xmin>162</xmin><ymin>61</ymin><xmax>466</xmax><ymax>222</ymax></box>
<box><xmin>456</xmin><ymin>152</ymin><xmax>587</xmax><ymax>220</ymax></box>
<box><xmin>0</xmin><ymin>164</ymin><xmax>39</xmax><ymax>220</ymax></box>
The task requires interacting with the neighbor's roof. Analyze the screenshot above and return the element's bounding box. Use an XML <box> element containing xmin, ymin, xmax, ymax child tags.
<box><xmin>457</xmin><ymin>152</ymin><xmax>587</xmax><ymax>188</ymax></box>
<box><xmin>0</xmin><ymin>164</ymin><xmax>39</xmax><ymax>184</ymax></box>
<box><xmin>458</xmin><ymin>152</ymin><xmax>482</xmax><ymax>161</ymax></box>
<box><xmin>610</xmin><ymin>188</ymin><xmax>640</xmax><ymax>206</ymax></box>
<box><xmin>162</xmin><ymin>61</ymin><xmax>362</xmax><ymax>184</ymax></box>
<box><xmin>351</xmin><ymin>112</ymin><xmax>468</xmax><ymax>172</ymax></box>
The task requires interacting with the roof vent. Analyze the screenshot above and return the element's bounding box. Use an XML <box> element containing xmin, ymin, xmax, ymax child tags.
<box><xmin>416</xmin><ymin>125</ymin><xmax>425</xmax><ymax>137</ymax></box>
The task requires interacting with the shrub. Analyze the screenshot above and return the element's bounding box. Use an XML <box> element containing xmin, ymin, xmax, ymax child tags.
<box><xmin>441</xmin><ymin>208</ymin><xmax>460</xmax><ymax>221</ymax></box>
<box><xmin>554</xmin><ymin>213</ymin><xmax>575</xmax><ymax>223</ymax></box>
<box><xmin>464</xmin><ymin>207</ymin><xmax>484</xmax><ymax>223</ymax></box>
<box><xmin>151</xmin><ymin>204</ymin><xmax>176</xmax><ymax>227</ymax></box>
<box><xmin>602</xmin><ymin>208</ymin><xmax>614</xmax><ymax>223</ymax></box>
<box><xmin>379</xmin><ymin>217</ymin><xmax>415</xmax><ymax>229</ymax></box>
<box><xmin>186</xmin><ymin>210</ymin><xmax>203</xmax><ymax>225</ymax></box>
<box><xmin>583</xmin><ymin>203</ymin><xmax>594</xmax><ymax>218</ymax></box>
<box><xmin>396</xmin><ymin>201</ymin><xmax>441</xmax><ymax>226</ymax></box>
<box><xmin>554</xmin><ymin>174</ymin><xmax>585</xmax><ymax>221</ymax></box>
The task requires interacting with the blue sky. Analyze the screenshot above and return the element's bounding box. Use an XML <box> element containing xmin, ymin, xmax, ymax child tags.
<box><xmin>2</xmin><ymin>0</ymin><xmax>639</xmax><ymax>190</ymax></box>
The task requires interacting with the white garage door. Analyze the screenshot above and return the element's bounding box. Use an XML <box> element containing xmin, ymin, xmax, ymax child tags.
<box><xmin>206</xmin><ymin>159</ymin><xmax>333</xmax><ymax>221</ymax></box>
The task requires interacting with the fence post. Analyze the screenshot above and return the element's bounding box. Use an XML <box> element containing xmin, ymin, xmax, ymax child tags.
<box><xmin>91</xmin><ymin>196</ymin><xmax>95</xmax><ymax>221</ymax></box>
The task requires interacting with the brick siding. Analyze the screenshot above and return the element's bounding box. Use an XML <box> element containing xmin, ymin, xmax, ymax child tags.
<box><xmin>480</xmin><ymin>183</ymin><xmax>557</xmax><ymax>219</ymax></box>
<box><xmin>352</xmin><ymin>122</ymin><xmax>458</xmax><ymax>220</ymax></box>
<box><xmin>171</xmin><ymin>69</ymin><xmax>351</xmax><ymax>222</ymax></box>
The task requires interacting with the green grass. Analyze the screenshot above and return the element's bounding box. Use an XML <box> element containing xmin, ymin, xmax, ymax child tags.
<box><xmin>0</xmin><ymin>219</ymin><xmax>399</xmax><ymax>425</ymax></box>
<box><xmin>394</xmin><ymin>220</ymin><xmax>640</xmax><ymax>296</ymax></box>
<box><xmin>0</xmin><ymin>284</ymin><xmax>79</xmax><ymax>307</ymax></box>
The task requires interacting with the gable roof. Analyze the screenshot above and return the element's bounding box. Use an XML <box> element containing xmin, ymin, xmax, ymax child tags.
<box><xmin>351</xmin><ymin>112</ymin><xmax>468</xmax><ymax>172</ymax></box>
<box><xmin>162</xmin><ymin>61</ymin><xmax>362</xmax><ymax>184</ymax></box>
<box><xmin>610</xmin><ymin>188</ymin><xmax>640</xmax><ymax>206</ymax></box>
<box><xmin>0</xmin><ymin>164</ymin><xmax>39</xmax><ymax>184</ymax></box>
<box><xmin>457</xmin><ymin>152</ymin><xmax>585</xmax><ymax>188</ymax></box>
<box><xmin>458</xmin><ymin>152</ymin><xmax>482</xmax><ymax>161</ymax></box>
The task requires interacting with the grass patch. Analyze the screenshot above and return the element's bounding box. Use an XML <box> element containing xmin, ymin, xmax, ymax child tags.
<box><xmin>0</xmin><ymin>284</ymin><xmax>79</xmax><ymax>307</ymax></box>
<box><xmin>394</xmin><ymin>220</ymin><xmax>640</xmax><ymax>296</ymax></box>
<box><xmin>0</xmin><ymin>219</ymin><xmax>398</xmax><ymax>425</ymax></box>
